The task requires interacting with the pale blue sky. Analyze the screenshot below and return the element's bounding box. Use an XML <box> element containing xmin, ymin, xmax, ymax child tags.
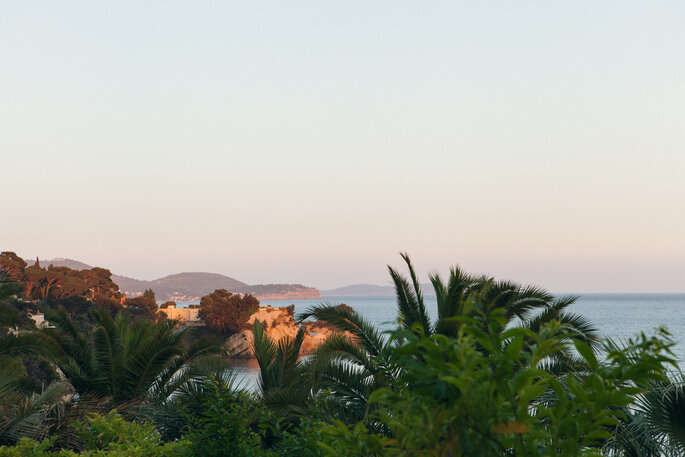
<box><xmin>1</xmin><ymin>1</ymin><xmax>684</xmax><ymax>291</ymax></box>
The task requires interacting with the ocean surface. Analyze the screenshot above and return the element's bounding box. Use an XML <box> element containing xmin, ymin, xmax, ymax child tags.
<box><xmin>180</xmin><ymin>294</ymin><xmax>685</xmax><ymax>387</ymax></box>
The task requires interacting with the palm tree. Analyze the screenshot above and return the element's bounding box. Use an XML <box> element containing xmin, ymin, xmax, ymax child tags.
<box><xmin>252</xmin><ymin>319</ymin><xmax>311</xmax><ymax>418</ymax></box>
<box><xmin>390</xmin><ymin>253</ymin><xmax>599</xmax><ymax>376</ymax></box>
<box><xmin>0</xmin><ymin>274</ymin><xmax>68</xmax><ymax>445</ymax></box>
<box><xmin>297</xmin><ymin>304</ymin><xmax>396</xmax><ymax>426</ymax></box>
<box><xmin>0</xmin><ymin>364</ymin><xmax>69</xmax><ymax>445</ymax></box>
<box><xmin>391</xmin><ymin>252</ymin><xmax>598</xmax><ymax>346</ymax></box>
<box><xmin>300</xmin><ymin>253</ymin><xmax>600</xmax><ymax>426</ymax></box>
<box><xmin>0</xmin><ymin>332</ymin><xmax>60</xmax><ymax>365</ymax></box>
<box><xmin>142</xmin><ymin>361</ymin><xmax>246</xmax><ymax>441</ymax></box>
<box><xmin>45</xmin><ymin>307</ymin><xmax>226</xmax><ymax>407</ymax></box>
<box><xmin>604</xmin><ymin>373</ymin><xmax>685</xmax><ymax>456</ymax></box>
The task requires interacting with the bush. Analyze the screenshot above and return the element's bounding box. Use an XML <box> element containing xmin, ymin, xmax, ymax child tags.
<box><xmin>0</xmin><ymin>412</ymin><xmax>189</xmax><ymax>457</ymax></box>
<box><xmin>352</xmin><ymin>305</ymin><xmax>676</xmax><ymax>456</ymax></box>
<box><xmin>182</xmin><ymin>379</ymin><xmax>261</xmax><ymax>457</ymax></box>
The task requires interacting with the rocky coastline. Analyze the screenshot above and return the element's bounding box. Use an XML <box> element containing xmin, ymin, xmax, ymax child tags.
<box><xmin>226</xmin><ymin>305</ymin><xmax>343</xmax><ymax>357</ymax></box>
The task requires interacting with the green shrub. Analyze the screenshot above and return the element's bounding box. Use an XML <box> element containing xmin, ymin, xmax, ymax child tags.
<box><xmin>317</xmin><ymin>421</ymin><xmax>387</xmax><ymax>457</ymax></box>
<box><xmin>74</xmin><ymin>411</ymin><xmax>188</xmax><ymax>456</ymax></box>
<box><xmin>0</xmin><ymin>438</ymin><xmax>76</xmax><ymax>457</ymax></box>
<box><xmin>0</xmin><ymin>412</ymin><xmax>189</xmax><ymax>457</ymax></box>
<box><xmin>357</xmin><ymin>306</ymin><xmax>675</xmax><ymax>456</ymax></box>
<box><xmin>182</xmin><ymin>379</ymin><xmax>262</xmax><ymax>457</ymax></box>
<box><xmin>255</xmin><ymin>416</ymin><xmax>326</xmax><ymax>457</ymax></box>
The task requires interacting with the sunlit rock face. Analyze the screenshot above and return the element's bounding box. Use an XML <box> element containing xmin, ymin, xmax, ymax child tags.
<box><xmin>226</xmin><ymin>305</ymin><xmax>348</xmax><ymax>358</ymax></box>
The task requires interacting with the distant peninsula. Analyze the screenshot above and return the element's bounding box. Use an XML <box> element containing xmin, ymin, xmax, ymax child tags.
<box><xmin>27</xmin><ymin>258</ymin><xmax>321</xmax><ymax>302</ymax></box>
<box><xmin>321</xmin><ymin>283</ymin><xmax>436</xmax><ymax>297</ymax></box>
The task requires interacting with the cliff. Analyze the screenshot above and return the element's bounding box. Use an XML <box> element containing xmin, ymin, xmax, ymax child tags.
<box><xmin>226</xmin><ymin>305</ymin><xmax>346</xmax><ymax>358</ymax></box>
<box><xmin>242</xmin><ymin>284</ymin><xmax>322</xmax><ymax>300</ymax></box>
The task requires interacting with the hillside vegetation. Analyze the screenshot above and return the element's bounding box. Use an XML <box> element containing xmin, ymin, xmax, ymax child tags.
<box><xmin>27</xmin><ymin>258</ymin><xmax>321</xmax><ymax>301</ymax></box>
<box><xmin>2</xmin><ymin>253</ymin><xmax>684</xmax><ymax>456</ymax></box>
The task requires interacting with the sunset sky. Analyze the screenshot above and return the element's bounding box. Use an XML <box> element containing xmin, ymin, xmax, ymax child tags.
<box><xmin>2</xmin><ymin>1</ymin><xmax>684</xmax><ymax>292</ymax></box>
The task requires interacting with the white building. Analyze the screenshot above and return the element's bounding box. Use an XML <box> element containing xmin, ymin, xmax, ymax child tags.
<box><xmin>159</xmin><ymin>304</ymin><xmax>203</xmax><ymax>326</ymax></box>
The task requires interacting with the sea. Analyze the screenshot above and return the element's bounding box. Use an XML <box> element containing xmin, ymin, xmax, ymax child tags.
<box><xmin>179</xmin><ymin>294</ymin><xmax>685</xmax><ymax>388</ymax></box>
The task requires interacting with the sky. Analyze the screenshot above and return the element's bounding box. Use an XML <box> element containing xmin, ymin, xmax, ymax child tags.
<box><xmin>1</xmin><ymin>1</ymin><xmax>684</xmax><ymax>292</ymax></box>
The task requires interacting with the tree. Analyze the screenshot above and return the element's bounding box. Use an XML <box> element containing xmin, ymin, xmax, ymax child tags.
<box><xmin>47</xmin><ymin>267</ymin><xmax>87</xmax><ymax>299</ymax></box>
<box><xmin>603</xmin><ymin>373</ymin><xmax>685</xmax><ymax>456</ymax></box>
<box><xmin>49</xmin><ymin>295</ymin><xmax>92</xmax><ymax>318</ymax></box>
<box><xmin>0</xmin><ymin>365</ymin><xmax>69</xmax><ymax>446</ymax></box>
<box><xmin>21</xmin><ymin>263</ymin><xmax>67</xmax><ymax>302</ymax></box>
<box><xmin>300</xmin><ymin>254</ymin><xmax>600</xmax><ymax>428</ymax></box>
<box><xmin>1</xmin><ymin>259</ymin><xmax>121</xmax><ymax>304</ymax></box>
<box><xmin>0</xmin><ymin>277</ymin><xmax>66</xmax><ymax>446</ymax></box>
<box><xmin>44</xmin><ymin>308</ymin><xmax>226</xmax><ymax>406</ymax></box>
<box><xmin>298</xmin><ymin>304</ymin><xmax>395</xmax><ymax>426</ymax></box>
<box><xmin>252</xmin><ymin>319</ymin><xmax>310</xmax><ymax>418</ymax></box>
<box><xmin>0</xmin><ymin>253</ymin><xmax>27</xmax><ymax>282</ymax></box>
<box><xmin>198</xmin><ymin>289</ymin><xmax>259</xmax><ymax>334</ymax></box>
<box><xmin>22</xmin><ymin>261</ymin><xmax>45</xmax><ymax>300</ymax></box>
<box><xmin>90</xmin><ymin>294</ymin><xmax>122</xmax><ymax>317</ymax></box>
<box><xmin>124</xmin><ymin>289</ymin><xmax>157</xmax><ymax>320</ymax></box>
<box><xmin>0</xmin><ymin>275</ymin><xmax>30</xmax><ymax>330</ymax></box>
<box><xmin>324</xmin><ymin>306</ymin><xmax>675</xmax><ymax>456</ymax></box>
<box><xmin>80</xmin><ymin>268</ymin><xmax>120</xmax><ymax>298</ymax></box>
<box><xmin>388</xmin><ymin>253</ymin><xmax>599</xmax><ymax>371</ymax></box>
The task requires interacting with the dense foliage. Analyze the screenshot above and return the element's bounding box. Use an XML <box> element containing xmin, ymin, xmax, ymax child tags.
<box><xmin>198</xmin><ymin>289</ymin><xmax>259</xmax><ymax>334</ymax></box>
<box><xmin>2</xmin><ymin>254</ymin><xmax>685</xmax><ymax>456</ymax></box>
<box><xmin>124</xmin><ymin>289</ymin><xmax>158</xmax><ymax>320</ymax></box>
<box><xmin>0</xmin><ymin>412</ymin><xmax>189</xmax><ymax>457</ymax></box>
<box><xmin>44</xmin><ymin>308</ymin><xmax>225</xmax><ymax>406</ymax></box>
<box><xmin>0</xmin><ymin>252</ymin><xmax>121</xmax><ymax>304</ymax></box>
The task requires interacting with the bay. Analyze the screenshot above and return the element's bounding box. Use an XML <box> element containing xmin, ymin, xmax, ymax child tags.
<box><xmin>179</xmin><ymin>293</ymin><xmax>685</xmax><ymax>387</ymax></box>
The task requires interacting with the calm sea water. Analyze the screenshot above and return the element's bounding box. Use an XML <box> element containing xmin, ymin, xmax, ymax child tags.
<box><xmin>180</xmin><ymin>294</ymin><xmax>685</xmax><ymax>386</ymax></box>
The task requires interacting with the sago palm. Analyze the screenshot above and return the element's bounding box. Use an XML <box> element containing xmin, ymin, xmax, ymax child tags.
<box><xmin>252</xmin><ymin>319</ymin><xmax>311</xmax><ymax>418</ymax></box>
<box><xmin>0</xmin><ymin>357</ymin><xmax>69</xmax><ymax>445</ymax></box>
<box><xmin>45</xmin><ymin>307</ymin><xmax>225</xmax><ymax>406</ymax></box>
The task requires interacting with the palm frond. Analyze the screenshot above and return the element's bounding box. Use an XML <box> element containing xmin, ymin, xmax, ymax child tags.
<box><xmin>298</xmin><ymin>304</ymin><xmax>386</xmax><ymax>358</ymax></box>
<box><xmin>399</xmin><ymin>252</ymin><xmax>431</xmax><ymax>334</ymax></box>
<box><xmin>388</xmin><ymin>264</ymin><xmax>426</xmax><ymax>334</ymax></box>
<box><xmin>0</xmin><ymin>381</ymin><xmax>70</xmax><ymax>445</ymax></box>
<box><xmin>636</xmin><ymin>375</ymin><xmax>685</xmax><ymax>453</ymax></box>
<box><xmin>0</xmin><ymin>332</ymin><xmax>59</xmax><ymax>358</ymax></box>
<box><xmin>310</xmin><ymin>333</ymin><xmax>373</xmax><ymax>374</ymax></box>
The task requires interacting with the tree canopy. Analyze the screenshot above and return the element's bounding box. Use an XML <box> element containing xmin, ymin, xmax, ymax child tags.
<box><xmin>0</xmin><ymin>253</ymin><xmax>121</xmax><ymax>304</ymax></box>
<box><xmin>124</xmin><ymin>289</ymin><xmax>157</xmax><ymax>320</ymax></box>
<box><xmin>198</xmin><ymin>289</ymin><xmax>259</xmax><ymax>334</ymax></box>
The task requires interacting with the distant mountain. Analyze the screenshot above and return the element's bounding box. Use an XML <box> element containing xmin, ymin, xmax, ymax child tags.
<box><xmin>321</xmin><ymin>284</ymin><xmax>396</xmax><ymax>297</ymax></box>
<box><xmin>321</xmin><ymin>283</ymin><xmax>436</xmax><ymax>297</ymax></box>
<box><xmin>26</xmin><ymin>258</ymin><xmax>148</xmax><ymax>291</ymax></box>
<box><xmin>114</xmin><ymin>272</ymin><xmax>250</xmax><ymax>302</ymax></box>
<box><xmin>27</xmin><ymin>258</ymin><xmax>321</xmax><ymax>302</ymax></box>
<box><xmin>238</xmin><ymin>284</ymin><xmax>322</xmax><ymax>300</ymax></box>
<box><xmin>28</xmin><ymin>258</ymin><xmax>93</xmax><ymax>271</ymax></box>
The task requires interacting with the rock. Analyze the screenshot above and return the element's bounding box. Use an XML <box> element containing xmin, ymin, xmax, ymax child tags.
<box><xmin>226</xmin><ymin>305</ymin><xmax>349</xmax><ymax>358</ymax></box>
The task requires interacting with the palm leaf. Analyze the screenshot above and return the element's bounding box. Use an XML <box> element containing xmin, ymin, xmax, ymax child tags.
<box><xmin>299</xmin><ymin>304</ymin><xmax>386</xmax><ymax>358</ymax></box>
